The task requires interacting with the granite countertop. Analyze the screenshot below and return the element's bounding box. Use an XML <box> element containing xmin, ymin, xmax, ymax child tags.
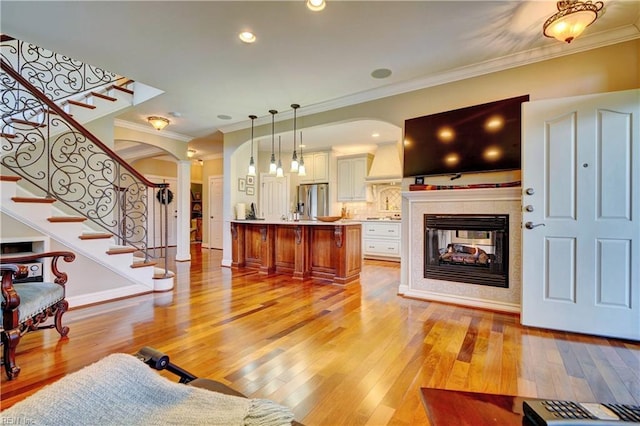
<box><xmin>231</xmin><ymin>219</ymin><xmax>361</xmax><ymax>225</ymax></box>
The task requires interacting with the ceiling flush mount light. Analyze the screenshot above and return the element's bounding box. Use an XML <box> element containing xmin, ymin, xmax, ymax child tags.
<box><xmin>306</xmin><ymin>0</ymin><xmax>326</xmax><ymax>12</ymax></box>
<box><xmin>269</xmin><ymin>110</ymin><xmax>278</xmax><ymax>175</ymax></box>
<box><xmin>248</xmin><ymin>114</ymin><xmax>257</xmax><ymax>177</ymax></box>
<box><xmin>147</xmin><ymin>116</ymin><xmax>170</xmax><ymax>131</ymax></box>
<box><xmin>543</xmin><ymin>0</ymin><xmax>604</xmax><ymax>43</ymax></box>
<box><xmin>238</xmin><ymin>31</ymin><xmax>256</xmax><ymax>44</ymax></box>
<box><xmin>187</xmin><ymin>149</ymin><xmax>196</xmax><ymax>158</ymax></box>
<box><xmin>290</xmin><ymin>104</ymin><xmax>300</xmax><ymax>173</ymax></box>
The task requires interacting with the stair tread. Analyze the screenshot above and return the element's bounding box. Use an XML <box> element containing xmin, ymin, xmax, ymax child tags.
<box><xmin>0</xmin><ymin>176</ymin><xmax>21</xmax><ymax>182</ymax></box>
<box><xmin>48</xmin><ymin>216</ymin><xmax>87</xmax><ymax>223</ymax></box>
<box><xmin>11</xmin><ymin>196</ymin><xmax>56</xmax><ymax>203</ymax></box>
<box><xmin>67</xmin><ymin>99</ymin><xmax>97</xmax><ymax>110</ymax></box>
<box><xmin>111</xmin><ymin>85</ymin><xmax>134</xmax><ymax>95</ymax></box>
<box><xmin>11</xmin><ymin>118</ymin><xmax>46</xmax><ymax>128</ymax></box>
<box><xmin>131</xmin><ymin>261</ymin><xmax>157</xmax><ymax>269</ymax></box>
<box><xmin>106</xmin><ymin>247</ymin><xmax>137</xmax><ymax>255</ymax></box>
<box><xmin>78</xmin><ymin>233</ymin><xmax>113</xmax><ymax>240</ymax></box>
<box><xmin>90</xmin><ymin>91</ymin><xmax>118</xmax><ymax>102</ymax></box>
<box><xmin>153</xmin><ymin>271</ymin><xmax>175</xmax><ymax>279</ymax></box>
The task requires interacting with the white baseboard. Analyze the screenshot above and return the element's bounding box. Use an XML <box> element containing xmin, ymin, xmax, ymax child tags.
<box><xmin>67</xmin><ymin>284</ymin><xmax>151</xmax><ymax>308</ymax></box>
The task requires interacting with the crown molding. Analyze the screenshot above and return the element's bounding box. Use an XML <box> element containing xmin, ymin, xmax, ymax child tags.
<box><xmin>218</xmin><ymin>25</ymin><xmax>640</xmax><ymax>135</ymax></box>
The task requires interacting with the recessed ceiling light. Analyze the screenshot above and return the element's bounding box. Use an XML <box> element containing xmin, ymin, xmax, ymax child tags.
<box><xmin>217</xmin><ymin>114</ymin><xmax>232</xmax><ymax>120</ymax></box>
<box><xmin>238</xmin><ymin>31</ymin><xmax>256</xmax><ymax>44</ymax></box>
<box><xmin>306</xmin><ymin>0</ymin><xmax>326</xmax><ymax>12</ymax></box>
<box><xmin>371</xmin><ymin>68</ymin><xmax>392</xmax><ymax>79</ymax></box>
<box><xmin>372</xmin><ymin>132</ymin><xmax>380</xmax><ymax>138</ymax></box>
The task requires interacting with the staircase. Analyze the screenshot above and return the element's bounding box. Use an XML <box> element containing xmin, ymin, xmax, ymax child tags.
<box><xmin>1</xmin><ymin>35</ymin><xmax>174</xmax><ymax>305</ymax></box>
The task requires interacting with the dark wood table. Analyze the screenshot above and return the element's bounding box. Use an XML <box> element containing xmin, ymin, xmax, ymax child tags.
<box><xmin>420</xmin><ymin>388</ymin><xmax>536</xmax><ymax>425</ymax></box>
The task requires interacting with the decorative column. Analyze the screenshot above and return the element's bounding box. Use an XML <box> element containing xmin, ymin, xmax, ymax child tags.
<box><xmin>175</xmin><ymin>160</ymin><xmax>192</xmax><ymax>262</ymax></box>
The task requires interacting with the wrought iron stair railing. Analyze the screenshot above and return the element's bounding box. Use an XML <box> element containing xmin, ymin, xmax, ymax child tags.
<box><xmin>1</xmin><ymin>58</ymin><xmax>169</xmax><ymax>269</ymax></box>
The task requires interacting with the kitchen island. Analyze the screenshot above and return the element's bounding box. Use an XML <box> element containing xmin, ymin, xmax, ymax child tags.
<box><xmin>230</xmin><ymin>220</ymin><xmax>362</xmax><ymax>284</ymax></box>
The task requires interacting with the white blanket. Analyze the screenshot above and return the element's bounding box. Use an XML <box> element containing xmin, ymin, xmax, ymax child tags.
<box><xmin>1</xmin><ymin>353</ymin><xmax>294</xmax><ymax>426</ymax></box>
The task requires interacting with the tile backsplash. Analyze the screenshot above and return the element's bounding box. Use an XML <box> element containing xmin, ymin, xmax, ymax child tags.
<box><xmin>342</xmin><ymin>185</ymin><xmax>401</xmax><ymax>218</ymax></box>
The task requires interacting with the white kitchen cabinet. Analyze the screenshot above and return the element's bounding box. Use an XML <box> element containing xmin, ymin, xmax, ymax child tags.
<box><xmin>362</xmin><ymin>220</ymin><xmax>401</xmax><ymax>261</ymax></box>
<box><xmin>300</xmin><ymin>152</ymin><xmax>329</xmax><ymax>183</ymax></box>
<box><xmin>336</xmin><ymin>154</ymin><xmax>372</xmax><ymax>201</ymax></box>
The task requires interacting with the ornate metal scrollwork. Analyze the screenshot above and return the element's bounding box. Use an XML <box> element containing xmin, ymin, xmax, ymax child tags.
<box><xmin>1</xmin><ymin>44</ymin><xmax>164</xmax><ymax>261</ymax></box>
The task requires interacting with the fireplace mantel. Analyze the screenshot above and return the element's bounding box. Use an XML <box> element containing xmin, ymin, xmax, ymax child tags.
<box><xmin>400</xmin><ymin>187</ymin><xmax>522</xmax><ymax>313</ymax></box>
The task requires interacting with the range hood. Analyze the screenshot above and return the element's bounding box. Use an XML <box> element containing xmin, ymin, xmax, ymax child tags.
<box><xmin>365</xmin><ymin>142</ymin><xmax>403</xmax><ymax>184</ymax></box>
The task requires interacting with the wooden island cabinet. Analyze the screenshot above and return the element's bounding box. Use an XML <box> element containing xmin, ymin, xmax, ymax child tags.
<box><xmin>230</xmin><ymin>220</ymin><xmax>362</xmax><ymax>284</ymax></box>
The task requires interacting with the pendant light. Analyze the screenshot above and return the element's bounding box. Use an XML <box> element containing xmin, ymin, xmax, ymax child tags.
<box><xmin>268</xmin><ymin>109</ymin><xmax>278</xmax><ymax>174</ymax></box>
<box><xmin>276</xmin><ymin>136</ymin><xmax>284</xmax><ymax>178</ymax></box>
<box><xmin>290</xmin><ymin>104</ymin><xmax>300</xmax><ymax>172</ymax></box>
<box><xmin>247</xmin><ymin>114</ymin><xmax>257</xmax><ymax>177</ymax></box>
<box><xmin>298</xmin><ymin>131</ymin><xmax>306</xmax><ymax>177</ymax></box>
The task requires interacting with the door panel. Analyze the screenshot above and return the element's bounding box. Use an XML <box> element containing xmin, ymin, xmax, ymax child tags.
<box><xmin>522</xmin><ymin>89</ymin><xmax>639</xmax><ymax>340</ymax></box>
<box><xmin>545</xmin><ymin>113</ymin><xmax>576</xmax><ymax>220</ymax></box>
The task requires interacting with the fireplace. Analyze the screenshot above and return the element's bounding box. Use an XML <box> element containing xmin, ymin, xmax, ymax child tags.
<box><xmin>424</xmin><ymin>214</ymin><xmax>509</xmax><ymax>288</ymax></box>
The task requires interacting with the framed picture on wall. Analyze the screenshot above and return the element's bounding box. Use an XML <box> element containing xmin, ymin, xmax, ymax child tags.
<box><xmin>238</xmin><ymin>178</ymin><xmax>246</xmax><ymax>192</ymax></box>
<box><xmin>415</xmin><ymin>176</ymin><xmax>424</xmax><ymax>185</ymax></box>
<box><xmin>246</xmin><ymin>186</ymin><xmax>255</xmax><ymax>196</ymax></box>
<box><xmin>246</xmin><ymin>176</ymin><xmax>255</xmax><ymax>186</ymax></box>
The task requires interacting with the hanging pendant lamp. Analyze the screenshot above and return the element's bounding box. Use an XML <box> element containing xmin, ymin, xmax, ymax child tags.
<box><xmin>248</xmin><ymin>114</ymin><xmax>257</xmax><ymax>177</ymax></box>
<box><xmin>269</xmin><ymin>109</ymin><xmax>278</xmax><ymax>174</ymax></box>
<box><xmin>276</xmin><ymin>136</ymin><xmax>284</xmax><ymax>178</ymax></box>
<box><xmin>298</xmin><ymin>131</ymin><xmax>306</xmax><ymax>177</ymax></box>
<box><xmin>290</xmin><ymin>104</ymin><xmax>300</xmax><ymax>173</ymax></box>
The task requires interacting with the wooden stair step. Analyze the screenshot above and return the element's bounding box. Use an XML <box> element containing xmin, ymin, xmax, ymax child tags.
<box><xmin>90</xmin><ymin>91</ymin><xmax>118</xmax><ymax>102</ymax></box>
<box><xmin>66</xmin><ymin>99</ymin><xmax>96</xmax><ymax>110</ymax></box>
<box><xmin>78</xmin><ymin>233</ymin><xmax>113</xmax><ymax>240</ymax></box>
<box><xmin>153</xmin><ymin>271</ymin><xmax>175</xmax><ymax>279</ymax></box>
<box><xmin>11</xmin><ymin>118</ymin><xmax>46</xmax><ymax>128</ymax></box>
<box><xmin>47</xmin><ymin>217</ymin><xmax>87</xmax><ymax>223</ymax></box>
<box><xmin>11</xmin><ymin>197</ymin><xmax>56</xmax><ymax>204</ymax></box>
<box><xmin>131</xmin><ymin>261</ymin><xmax>157</xmax><ymax>269</ymax></box>
<box><xmin>110</xmin><ymin>85</ymin><xmax>134</xmax><ymax>95</ymax></box>
<box><xmin>1</xmin><ymin>133</ymin><xmax>17</xmax><ymax>139</ymax></box>
<box><xmin>0</xmin><ymin>176</ymin><xmax>21</xmax><ymax>182</ymax></box>
<box><xmin>106</xmin><ymin>247</ymin><xmax>137</xmax><ymax>255</ymax></box>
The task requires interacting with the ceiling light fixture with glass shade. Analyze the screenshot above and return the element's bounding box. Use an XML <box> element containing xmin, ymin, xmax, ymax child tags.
<box><xmin>543</xmin><ymin>0</ymin><xmax>604</xmax><ymax>43</ymax></box>
<box><xmin>247</xmin><ymin>114</ymin><xmax>257</xmax><ymax>177</ymax></box>
<box><xmin>147</xmin><ymin>116</ymin><xmax>170</xmax><ymax>131</ymax></box>
<box><xmin>269</xmin><ymin>109</ymin><xmax>278</xmax><ymax>174</ymax></box>
<box><xmin>290</xmin><ymin>104</ymin><xmax>300</xmax><ymax>173</ymax></box>
<box><xmin>298</xmin><ymin>134</ymin><xmax>306</xmax><ymax>177</ymax></box>
<box><xmin>187</xmin><ymin>149</ymin><xmax>196</xmax><ymax>158</ymax></box>
<box><xmin>276</xmin><ymin>136</ymin><xmax>284</xmax><ymax>178</ymax></box>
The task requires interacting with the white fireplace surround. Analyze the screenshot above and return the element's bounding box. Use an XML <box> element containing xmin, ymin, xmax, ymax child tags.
<box><xmin>399</xmin><ymin>187</ymin><xmax>522</xmax><ymax>313</ymax></box>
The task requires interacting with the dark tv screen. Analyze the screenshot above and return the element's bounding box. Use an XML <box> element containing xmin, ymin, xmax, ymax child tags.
<box><xmin>403</xmin><ymin>95</ymin><xmax>529</xmax><ymax>178</ymax></box>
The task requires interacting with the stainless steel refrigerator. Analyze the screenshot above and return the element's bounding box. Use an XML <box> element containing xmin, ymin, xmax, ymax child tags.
<box><xmin>297</xmin><ymin>183</ymin><xmax>329</xmax><ymax>220</ymax></box>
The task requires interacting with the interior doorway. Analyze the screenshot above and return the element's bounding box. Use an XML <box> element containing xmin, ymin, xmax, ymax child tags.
<box><xmin>208</xmin><ymin>176</ymin><xmax>223</xmax><ymax>249</ymax></box>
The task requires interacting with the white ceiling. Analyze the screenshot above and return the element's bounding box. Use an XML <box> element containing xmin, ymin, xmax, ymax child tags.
<box><xmin>2</xmin><ymin>1</ymin><xmax>639</xmax><ymax>159</ymax></box>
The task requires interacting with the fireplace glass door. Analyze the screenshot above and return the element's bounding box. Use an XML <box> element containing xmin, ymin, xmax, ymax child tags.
<box><xmin>425</xmin><ymin>214</ymin><xmax>509</xmax><ymax>288</ymax></box>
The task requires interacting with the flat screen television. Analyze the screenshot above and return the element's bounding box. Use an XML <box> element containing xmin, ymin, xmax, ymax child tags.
<box><xmin>403</xmin><ymin>95</ymin><xmax>529</xmax><ymax>178</ymax></box>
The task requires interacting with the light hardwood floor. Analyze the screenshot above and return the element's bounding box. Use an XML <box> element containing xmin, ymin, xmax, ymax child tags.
<box><xmin>1</xmin><ymin>246</ymin><xmax>639</xmax><ymax>424</ymax></box>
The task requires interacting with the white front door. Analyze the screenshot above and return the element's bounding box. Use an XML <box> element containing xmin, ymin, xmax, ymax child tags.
<box><xmin>208</xmin><ymin>176</ymin><xmax>223</xmax><ymax>250</ymax></box>
<box><xmin>521</xmin><ymin>89</ymin><xmax>639</xmax><ymax>340</ymax></box>
<box><xmin>259</xmin><ymin>173</ymin><xmax>290</xmax><ymax>221</ymax></box>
